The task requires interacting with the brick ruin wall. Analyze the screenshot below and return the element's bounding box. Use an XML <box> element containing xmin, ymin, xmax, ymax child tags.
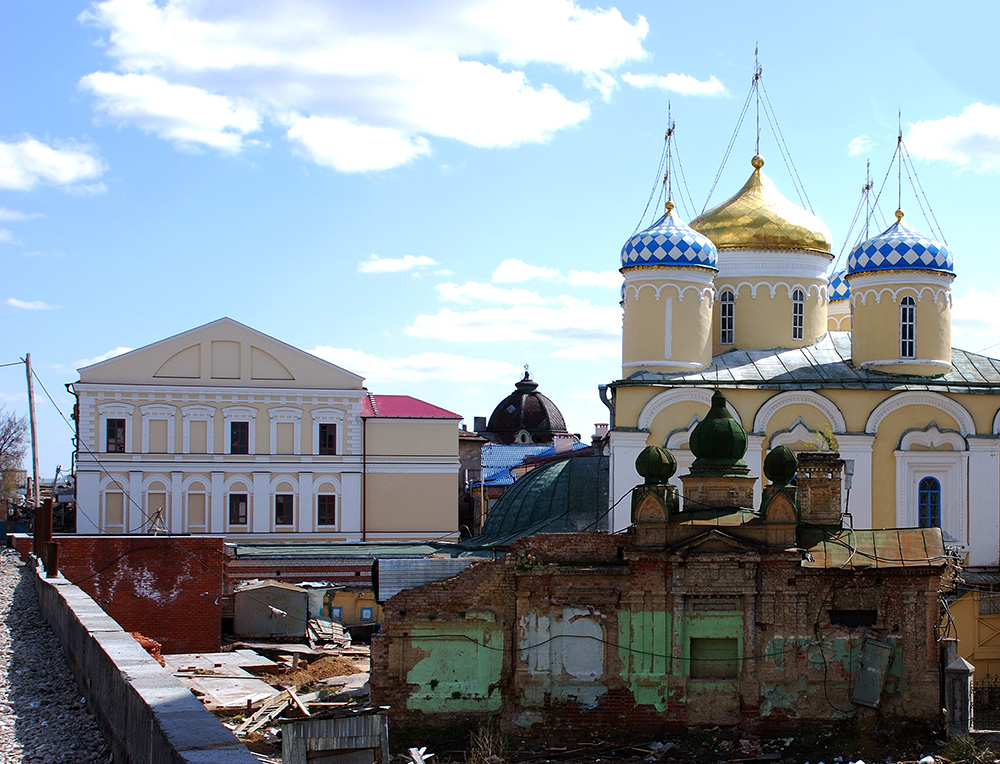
<box><xmin>372</xmin><ymin>531</ymin><xmax>944</xmax><ymax>741</ymax></box>
<box><xmin>12</xmin><ymin>534</ymin><xmax>224</xmax><ymax>654</ymax></box>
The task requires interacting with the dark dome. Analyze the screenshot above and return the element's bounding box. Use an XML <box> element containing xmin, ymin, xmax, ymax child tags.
<box><xmin>485</xmin><ymin>371</ymin><xmax>568</xmax><ymax>445</ymax></box>
<box><xmin>473</xmin><ymin>455</ymin><xmax>610</xmax><ymax>546</ymax></box>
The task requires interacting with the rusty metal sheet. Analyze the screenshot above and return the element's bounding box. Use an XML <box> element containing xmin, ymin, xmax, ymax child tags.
<box><xmin>800</xmin><ymin>527</ymin><xmax>946</xmax><ymax>569</ymax></box>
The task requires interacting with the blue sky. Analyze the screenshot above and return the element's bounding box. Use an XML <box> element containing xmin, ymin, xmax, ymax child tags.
<box><xmin>3</xmin><ymin>0</ymin><xmax>999</xmax><ymax>478</ymax></box>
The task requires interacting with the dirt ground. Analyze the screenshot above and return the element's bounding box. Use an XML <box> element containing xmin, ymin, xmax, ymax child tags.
<box><xmin>255</xmin><ymin>654</ymin><xmax>363</xmax><ymax>690</ymax></box>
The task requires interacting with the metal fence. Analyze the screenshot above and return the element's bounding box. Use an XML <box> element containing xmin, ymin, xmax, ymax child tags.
<box><xmin>973</xmin><ymin>676</ymin><xmax>1000</xmax><ymax>731</ymax></box>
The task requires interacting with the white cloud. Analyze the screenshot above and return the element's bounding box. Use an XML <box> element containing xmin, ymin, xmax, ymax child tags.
<box><xmin>0</xmin><ymin>207</ymin><xmax>42</xmax><ymax>221</ymax></box>
<box><xmin>906</xmin><ymin>103</ymin><xmax>1000</xmax><ymax>173</ymax></box>
<box><xmin>78</xmin><ymin>0</ymin><xmax>648</xmax><ymax>171</ymax></box>
<box><xmin>492</xmin><ymin>258</ymin><xmax>559</xmax><ymax>283</ymax></box>
<box><xmin>0</xmin><ymin>138</ymin><xmax>105</xmax><ymax>191</ymax></box>
<box><xmin>848</xmin><ymin>135</ymin><xmax>873</xmax><ymax>156</ymax></box>
<box><xmin>622</xmin><ymin>72</ymin><xmax>726</xmax><ymax>97</ymax></box>
<box><xmin>436</xmin><ymin>281</ymin><xmax>546</xmax><ymax>305</ymax></box>
<box><xmin>357</xmin><ymin>254</ymin><xmax>436</xmax><ymax>274</ymax></box>
<box><xmin>309</xmin><ymin>346</ymin><xmax>521</xmax><ymax>384</ymax></box>
<box><xmin>6</xmin><ymin>298</ymin><xmax>57</xmax><ymax>310</ymax></box>
<box><xmin>550</xmin><ymin>341</ymin><xmax>620</xmax><ymax>361</ymax></box>
<box><xmin>405</xmin><ymin>303</ymin><xmax>621</xmax><ymax>345</ymax></box>
<box><xmin>0</xmin><ymin>229</ymin><xmax>13</xmax><ymax>244</ymax></box>
<box><xmin>285</xmin><ymin>115</ymin><xmax>430</xmax><ymax>172</ymax></box>
<box><xmin>76</xmin><ymin>347</ymin><xmax>133</xmax><ymax>367</ymax></box>
<box><xmin>80</xmin><ymin>72</ymin><xmax>262</xmax><ymax>153</ymax></box>
<box><xmin>565</xmin><ymin>269</ymin><xmax>621</xmax><ymax>288</ymax></box>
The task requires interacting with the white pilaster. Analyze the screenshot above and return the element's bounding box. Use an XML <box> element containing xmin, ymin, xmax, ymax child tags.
<box><xmin>298</xmin><ymin>472</ymin><xmax>314</xmax><ymax>533</ymax></box>
<box><xmin>170</xmin><ymin>471</ymin><xmax>183</xmax><ymax>533</ymax></box>
<box><xmin>253</xmin><ymin>472</ymin><xmax>270</xmax><ymax>533</ymax></box>
<box><xmin>968</xmin><ymin>437</ymin><xmax>1000</xmax><ymax>567</ymax></box>
<box><xmin>76</xmin><ymin>471</ymin><xmax>101</xmax><ymax>534</ymax></box>
<box><xmin>341</xmin><ymin>472</ymin><xmax>363</xmax><ymax>540</ymax></box>
<box><xmin>609</xmin><ymin>430</ymin><xmax>650</xmax><ymax>532</ymax></box>
<box><xmin>837</xmin><ymin>434</ymin><xmax>875</xmax><ymax>530</ymax></box>
<box><xmin>129</xmin><ymin>471</ymin><xmax>143</xmax><ymax>533</ymax></box>
<box><xmin>210</xmin><ymin>471</ymin><xmax>225</xmax><ymax>532</ymax></box>
<box><xmin>747</xmin><ymin>434</ymin><xmax>765</xmax><ymax>510</ymax></box>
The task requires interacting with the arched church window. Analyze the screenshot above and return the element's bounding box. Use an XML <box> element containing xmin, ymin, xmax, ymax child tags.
<box><xmin>720</xmin><ymin>290</ymin><xmax>734</xmax><ymax>345</ymax></box>
<box><xmin>918</xmin><ymin>476</ymin><xmax>941</xmax><ymax>528</ymax></box>
<box><xmin>900</xmin><ymin>296</ymin><xmax>916</xmax><ymax>358</ymax></box>
<box><xmin>792</xmin><ymin>289</ymin><xmax>804</xmax><ymax>340</ymax></box>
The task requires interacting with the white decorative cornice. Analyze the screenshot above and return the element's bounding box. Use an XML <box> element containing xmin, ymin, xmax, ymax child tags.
<box><xmin>866</xmin><ymin>392</ymin><xmax>975</xmax><ymax>436</ymax></box>
<box><xmin>752</xmin><ymin>391</ymin><xmax>846</xmax><ymax>435</ymax></box>
<box><xmin>899</xmin><ymin>423</ymin><xmax>967</xmax><ymax>452</ymax></box>
<box><xmin>638</xmin><ymin>388</ymin><xmax>742</xmax><ymax>431</ymax></box>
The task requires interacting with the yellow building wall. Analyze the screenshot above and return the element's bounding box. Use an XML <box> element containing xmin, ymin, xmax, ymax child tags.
<box><xmin>365</xmin><ymin>418</ymin><xmax>457</xmax><ymax>456</ymax></box>
<box><xmin>622</xmin><ymin>279</ymin><xmax>713</xmax><ymax>372</ymax></box>
<box><xmin>950</xmin><ymin>593</ymin><xmax>1000</xmax><ymax>678</ymax></box>
<box><xmin>852</xmin><ymin>289</ymin><xmax>951</xmax><ymax>374</ymax></box>
<box><xmin>366</xmin><ymin>472</ymin><xmax>458</xmax><ymax>534</ymax></box>
<box><xmin>712</xmin><ymin>278</ymin><xmax>826</xmax><ymax>355</ymax></box>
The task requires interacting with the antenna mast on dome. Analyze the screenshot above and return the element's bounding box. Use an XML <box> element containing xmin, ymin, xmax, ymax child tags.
<box><xmin>702</xmin><ymin>47</ymin><xmax>814</xmax><ymax>214</ymax></box>
<box><xmin>632</xmin><ymin>102</ymin><xmax>698</xmax><ymax>232</ymax></box>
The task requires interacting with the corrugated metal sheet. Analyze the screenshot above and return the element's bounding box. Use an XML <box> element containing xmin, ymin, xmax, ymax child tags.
<box><xmin>617</xmin><ymin>331</ymin><xmax>1000</xmax><ymax>393</ymax></box>
<box><xmin>373</xmin><ymin>557</ymin><xmax>479</xmax><ymax>602</ymax></box>
<box><xmin>280</xmin><ymin>709</ymin><xmax>388</xmax><ymax>764</ymax></box>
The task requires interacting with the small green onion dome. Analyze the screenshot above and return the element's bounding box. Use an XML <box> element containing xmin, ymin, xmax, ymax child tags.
<box><xmin>763</xmin><ymin>445</ymin><xmax>798</xmax><ymax>487</ymax></box>
<box><xmin>689</xmin><ymin>390</ymin><xmax>749</xmax><ymax>475</ymax></box>
<box><xmin>635</xmin><ymin>445</ymin><xmax>677</xmax><ymax>485</ymax></box>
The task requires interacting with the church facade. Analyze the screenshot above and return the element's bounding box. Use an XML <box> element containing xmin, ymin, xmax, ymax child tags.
<box><xmin>606</xmin><ymin>154</ymin><xmax>1000</xmax><ymax>568</ymax></box>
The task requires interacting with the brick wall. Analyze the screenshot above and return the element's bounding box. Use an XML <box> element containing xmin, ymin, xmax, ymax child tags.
<box><xmin>14</xmin><ymin>534</ymin><xmax>224</xmax><ymax>654</ymax></box>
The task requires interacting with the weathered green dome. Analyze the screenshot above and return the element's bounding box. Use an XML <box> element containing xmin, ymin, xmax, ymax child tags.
<box><xmin>763</xmin><ymin>445</ymin><xmax>798</xmax><ymax>487</ymax></box>
<box><xmin>635</xmin><ymin>446</ymin><xmax>677</xmax><ymax>485</ymax></box>
<box><xmin>689</xmin><ymin>390</ymin><xmax>749</xmax><ymax>475</ymax></box>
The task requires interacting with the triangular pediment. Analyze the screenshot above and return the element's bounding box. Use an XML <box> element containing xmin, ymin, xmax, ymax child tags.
<box><xmin>670</xmin><ymin>529</ymin><xmax>761</xmax><ymax>555</ymax></box>
<box><xmin>77</xmin><ymin>317</ymin><xmax>366</xmax><ymax>389</ymax></box>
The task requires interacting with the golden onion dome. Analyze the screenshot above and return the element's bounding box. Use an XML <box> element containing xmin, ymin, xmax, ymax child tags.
<box><xmin>690</xmin><ymin>155</ymin><xmax>832</xmax><ymax>255</ymax></box>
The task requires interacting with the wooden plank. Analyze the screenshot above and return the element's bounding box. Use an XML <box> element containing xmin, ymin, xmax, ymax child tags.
<box><xmin>286</xmin><ymin>686</ymin><xmax>312</xmax><ymax>717</ymax></box>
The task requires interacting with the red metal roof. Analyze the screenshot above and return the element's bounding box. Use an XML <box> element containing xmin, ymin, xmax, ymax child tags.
<box><xmin>361</xmin><ymin>394</ymin><xmax>461</xmax><ymax>419</ymax></box>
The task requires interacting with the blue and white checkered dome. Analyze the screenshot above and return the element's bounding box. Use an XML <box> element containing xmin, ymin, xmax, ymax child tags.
<box><xmin>621</xmin><ymin>202</ymin><xmax>718</xmax><ymax>271</ymax></box>
<box><xmin>828</xmin><ymin>269</ymin><xmax>850</xmax><ymax>302</ymax></box>
<box><xmin>847</xmin><ymin>211</ymin><xmax>954</xmax><ymax>277</ymax></box>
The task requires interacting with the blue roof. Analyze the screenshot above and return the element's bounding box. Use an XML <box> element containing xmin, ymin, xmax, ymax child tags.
<box><xmin>828</xmin><ymin>268</ymin><xmax>850</xmax><ymax>302</ymax></box>
<box><xmin>621</xmin><ymin>209</ymin><xmax>718</xmax><ymax>270</ymax></box>
<box><xmin>847</xmin><ymin>219</ymin><xmax>953</xmax><ymax>276</ymax></box>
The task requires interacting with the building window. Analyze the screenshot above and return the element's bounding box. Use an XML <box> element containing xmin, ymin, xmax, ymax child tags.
<box><xmin>229</xmin><ymin>493</ymin><xmax>248</xmax><ymax>525</ymax></box>
<box><xmin>900</xmin><ymin>296</ymin><xmax>916</xmax><ymax>358</ymax></box>
<box><xmin>918</xmin><ymin>476</ymin><xmax>941</xmax><ymax>528</ymax></box>
<box><xmin>275</xmin><ymin>494</ymin><xmax>294</xmax><ymax>526</ymax></box>
<box><xmin>106</xmin><ymin>418</ymin><xmax>126</xmax><ymax>453</ymax></box>
<box><xmin>317</xmin><ymin>495</ymin><xmax>337</xmax><ymax>526</ymax></box>
<box><xmin>230</xmin><ymin>421</ymin><xmax>250</xmax><ymax>455</ymax></box>
<box><xmin>720</xmin><ymin>290</ymin><xmax>735</xmax><ymax>345</ymax></box>
<box><xmin>980</xmin><ymin>584</ymin><xmax>1000</xmax><ymax>616</ymax></box>
<box><xmin>792</xmin><ymin>289</ymin><xmax>804</xmax><ymax>340</ymax></box>
<box><xmin>331</xmin><ymin>606</ymin><xmax>343</xmax><ymax>621</ymax></box>
<box><xmin>318</xmin><ymin>423</ymin><xmax>337</xmax><ymax>455</ymax></box>
<box><xmin>360</xmin><ymin>607</ymin><xmax>374</xmax><ymax>622</ymax></box>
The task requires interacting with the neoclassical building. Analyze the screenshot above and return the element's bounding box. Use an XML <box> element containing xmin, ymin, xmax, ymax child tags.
<box><xmin>72</xmin><ymin>318</ymin><xmax>461</xmax><ymax>541</ymax></box>
<box><xmin>606</xmin><ymin>154</ymin><xmax>1000</xmax><ymax>567</ymax></box>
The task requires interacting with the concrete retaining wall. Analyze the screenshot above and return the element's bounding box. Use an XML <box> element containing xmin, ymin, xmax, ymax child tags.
<box><xmin>29</xmin><ymin>559</ymin><xmax>258</xmax><ymax>764</ymax></box>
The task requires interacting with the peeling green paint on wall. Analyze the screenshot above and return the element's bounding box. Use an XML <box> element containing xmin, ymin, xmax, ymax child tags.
<box><xmin>619</xmin><ymin>610</ymin><xmax>671</xmax><ymax>710</ymax></box>
<box><xmin>406</xmin><ymin>622</ymin><xmax>503</xmax><ymax>712</ymax></box>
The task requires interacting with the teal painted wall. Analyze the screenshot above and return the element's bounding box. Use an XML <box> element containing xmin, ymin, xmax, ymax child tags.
<box><xmin>405</xmin><ymin>621</ymin><xmax>504</xmax><ymax>712</ymax></box>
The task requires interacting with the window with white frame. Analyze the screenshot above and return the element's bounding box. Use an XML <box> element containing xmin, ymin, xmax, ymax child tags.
<box><xmin>99</xmin><ymin>403</ymin><xmax>134</xmax><ymax>453</ymax></box>
<box><xmin>223</xmin><ymin>406</ymin><xmax>256</xmax><ymax>455</ymax></box>
<box><xmin>720</xmin><ymin>290</ymin><xmax>735</xmax><ymax>345</ymax></box>
<box><xmin>141</xmin><ymin>404</ymin><xmax>176</xmax><ymax>454</ymax></box>
<box><xmin>312</xmin><ymin>409</ymin><xmax>345</xmax><ymax>456</ymax></box>
<box><xmin>182</xmin><ymin>405</ymin><xmax>215</xmax><ymax>454</ymax></box>
<box><xmin>106</xmin><ymin>418</ymin><xmax>126</xmax><ymax>453</ymax></box>
<box><xmin>918</xmin><ymin>476</ymin><xmax>941</xmax><ymax>528</ymax></box>
<box><xmin>229</xmin><ymin>492</ymin><xmax>248</xmax><ymax>526</ymax></box>
<box><xmin>268</xmin><ymin>407</ymin><xmax>302</xmax><ymax>455</ymax></box>
<box><xmin>317</xmin><ymin>494</ymin><xmax>337</xmax><ymax>526</ymax></box>
<box><xmin>275</xmin><ymin>494</ymin><xmax>294</xmax><ymax>526</ymax></box>
<box><xmin>792</xmin><ymin>289</ymin><xmax>804</xmax><ymax>340</ymax></box>
<box><xmin>900</xmin><ymin>296</ymin><xmax>916</xmax><ymax>358</ymax></box>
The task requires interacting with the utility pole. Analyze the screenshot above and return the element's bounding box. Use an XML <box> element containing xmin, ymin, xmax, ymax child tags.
<box><xmin>24</xmin><ymin>353</ymin><xmax>40</xmax><ymax>510</ymax></box>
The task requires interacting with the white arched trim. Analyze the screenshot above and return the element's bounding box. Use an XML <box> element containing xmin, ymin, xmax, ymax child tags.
<box><xmin>638</xmin><ymin>388</ymin><xmax>742</xmax><ymax>431</ymax></box>
<box><xmin>768</xmin><ymin>418</ymin><xmax>825</xmax><ymax>449</ymax></box>
<box><xmin>223</xmin><ymin>474</ymin><xmax>253</xmax><ymax>492</ymax></box>
<box><xmin>899</xmin><ymin>424</ymin><xmax>967</xmax><ymax>452</ymax></box>
<box><xmin>269</xmin><ymin>473</ymin><xmax>300</xmax><ymax>492</ymax></box>
<box><xmin>623</xmin><ymin>281</ymin><xmax>715</xmax><ymax>304</ymax></box>
<box><xmin>850</xmin><ymin>285</ymin><xmax>952</xmax><ymax>307</ymax></box>
<box><xmin>182</xmin><ymin>475</ymin><xmax>210</xmax><ymax>491</ymax></box>
<box><xmin>141</xmin><ymin>473</ymin><xmax>171</xmax><ymax>491</ymax></box>
<box><xmin>313</xmin><ymin>475</ymin><xmax>343</xmax><ymax>492</ymax></box>
<box><xmin>664</xmin><ymin>417</ymin><xmax>700</xmax><ymax>450</ymax></box>
<box><xmin>752</xmin><ymin>391</ymin><xmax>846</xmax><ymax>435</ymax></box>
<box><xmin>715</xmin><ymin>280</ymin><xmax>827</xmax><ymax>302</ymax></box>
<box><xmin>866</xmin><ymin>392</ymin><xmax>975</xmax><ymax>437</ymax></box>
<box><xmin>991</xmin><ymin>407</ymin><xmax>1000</xmax><ymax>435</ymax></box>
<box><xmin>100</xmin><ymin>473</ymin><xmax>130</xmax><ymax>491</ymax></box>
